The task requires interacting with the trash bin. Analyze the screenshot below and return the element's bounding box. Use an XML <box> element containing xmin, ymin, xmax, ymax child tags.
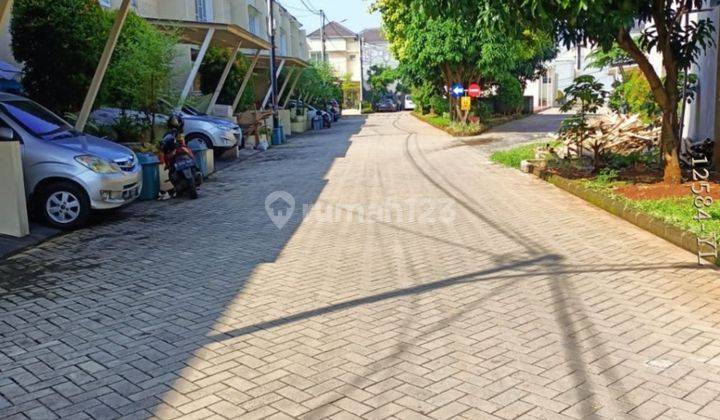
<box><xmin>137</xmin><ymin>152</ymin><xmax>160</xmax><ymax>201</ymax></box>
<box><xmin>188</xmin><ymin>140</ymin><xmax>209</xmax><ymax>177</ymax></box>
<box><xmin>271</xmin><ymin>127</ymin><xmax>283</xmax><ymax>146</ymax></box>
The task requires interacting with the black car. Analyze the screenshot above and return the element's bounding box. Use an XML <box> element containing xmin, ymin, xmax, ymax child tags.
<box><xmin>374</xmin><ymin>99</ymin><xmax>398</xmax><ymax>112</ymax></box>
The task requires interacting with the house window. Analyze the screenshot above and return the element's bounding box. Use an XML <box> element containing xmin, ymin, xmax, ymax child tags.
<box><xmin>279</xmin><ymin>29</ymin><xmax>288</xmax><ymax>56</ymax></box>
<box><xmin>196</xmin><ymin>0</ymin><xmax>212</xmax><ymax>22</ymax></box>
<box><xmin>248</xmin><ymin>6</ymin><xmax>261</xmax><ymax>35</ymax></box>
<box><xmin>310</xmin><ymin>52</ymin><xmax>322</xmax><ymax>62</ymax></box>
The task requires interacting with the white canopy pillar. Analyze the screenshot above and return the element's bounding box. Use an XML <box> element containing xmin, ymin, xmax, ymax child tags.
<box><xmin>0</xmin><ymin>0</ymin><xmax>13</xmax><ymax>30</ymax></box>
<box><xmin>282</xmin><ymin>71</ymin><xmax>303</xmax><ymax>107</ymax></box>
<box><xmin>178</xmin><ymin>28</ymin><xmax>215</xmax><ymax>108</ymax></box>
<box><xmin>206</xmin><ymin>40</ymin><xmax>243</xmax><ymax>113</ymax></box>
<box><xmin>277</xmin><ymin>68</ymin><xmax>296</xmax><ymax>103</ymax></box>
<box><xmin>261</xmin><ymin>59</ymin><xmax>286</xmax><ymax>109</ymax></box>
<box><xmin>75</xmin><ymin>0</ymin><xmax>132</xmax><ymax>132</ymax></box>
<box><xmin>232</xmin><ymin>49</ymin><xmax>261</xmax><ymax>113</ymax></box>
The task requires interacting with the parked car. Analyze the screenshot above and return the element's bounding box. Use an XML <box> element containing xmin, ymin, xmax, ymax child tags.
<box><xmin>404</xmin><ymin>95</ymin><xmax>416</xmax><ymax>110</ymax></box>
<box><xmin>0</xmin><ymin>93</ymin><xmax>141</xmax><ymax>229</ymax></box>
<box><xmin>91</xmin><ymin>101</ymin><xmax>241</xmax><ymax>153</ymax></box>
<box><xmin>287</xmin><ymin>100</ymin><xmax>332</xmax><ymax>127</ymax></box>
<box><xmin>374</xmin><ymin>98</ymin><xmax>398</xmax><ymax>112</ymax></box>
<box><xmin>327</xmin><ymin>99</ymin><xmax>341</xmax><ymax>118</ymax></box>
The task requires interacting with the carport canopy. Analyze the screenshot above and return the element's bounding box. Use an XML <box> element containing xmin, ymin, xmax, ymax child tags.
<box><xmin>146</xmin><ymin>18</ymin><xmax>271</xmax><ymax>51</ymax></box>
<box><xmin>145</xmin><ymin>18</ymin><xmax>272</xmax><ymax>109</ymax></box>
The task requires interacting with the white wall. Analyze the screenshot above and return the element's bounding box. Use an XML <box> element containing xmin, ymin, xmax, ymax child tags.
<box><xmin>683</xmin><ymin>5</ymin><xmax>720</xmax><ymax>142</ymax></box>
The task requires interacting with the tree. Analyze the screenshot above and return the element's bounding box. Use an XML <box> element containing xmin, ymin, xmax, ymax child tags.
<box><xmin>12</xmin><ymin>0</ymin><xmax>177</xmax><ymax>127</ymax></box>
<box><xmin>559</xmin><ymin>75</ymin><xmax>608</xmax><ymax>169</ymax></box>
<box><xmin>508</xmin><ymin>0</ymin><xmax>716</xmax><ymax>182</ymax></box>
<box><xmin>373</xmin><ymin>0</ymin><xmax>556</xmax><ymax>122</ymax></box>
<box><xmin>199</xmin><ymin>47</ymin><xmax>253</xmax><ymax>108</ymax></box>
<box><xmin>296</xmin><ymin>61</ymin><xmax>341</xmax><ymax>107</ymax></box>
<box><xmin>98</xmin><ymin>10</ymin><xmax>176</xmax><ymax>137</ymax></box>
<box><xmin>11</xmin><ymin>0</ymin><xmax>106</xmax><ymax>113</ymax></box>
<box><xmin>366</xmin><ymin>64</ymin><xmax>398</xmax><ymax>101</ymax></box>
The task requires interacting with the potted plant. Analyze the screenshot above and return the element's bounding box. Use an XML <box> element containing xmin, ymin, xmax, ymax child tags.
<box><xmin>290</xmin><ymin>114</ymin><xmax>306</xmax><ymax>133</ymax></box>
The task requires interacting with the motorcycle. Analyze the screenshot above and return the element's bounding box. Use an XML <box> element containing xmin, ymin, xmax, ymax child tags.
<box><xmin>680</xmin><ymin>137</ymin><xmax>714</xmax><ymax>170</ymax></box>
<box><xmin>161</xmin><ymin>115</ymin><xmax>202</xmax><ymax>199</ymax></box>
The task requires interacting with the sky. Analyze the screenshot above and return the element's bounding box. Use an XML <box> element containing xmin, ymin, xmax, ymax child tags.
<box><xmin>278</xmin><ymin>0</ymin><xmax>382</xmax><ymax>34</ymax></box>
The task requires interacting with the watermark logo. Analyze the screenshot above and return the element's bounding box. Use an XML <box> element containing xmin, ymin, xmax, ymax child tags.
<box><xmin>265</xmin><ymin>191</ymin><xmax>295</xmax><ymax>229</ymax></box>
<box><xmin>265</xmin><ymin>191</ymin><xmax>457</xmax><ymax>230</ymax></box>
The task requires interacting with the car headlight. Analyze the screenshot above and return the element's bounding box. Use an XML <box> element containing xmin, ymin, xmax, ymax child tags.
<box><xmin>75</xmin><ymin>155</ymin><xmax>122</xmax><ymax>174</ymax></box>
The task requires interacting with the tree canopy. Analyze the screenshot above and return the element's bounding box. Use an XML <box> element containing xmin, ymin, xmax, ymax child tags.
<box><xmin>12</xmin><ymin>0</ymin><xmax>177</xmax><ymax>115</ymax></box>
<box><xmin>373</xmin><ymin>0</ymin><xmax>556</xmax><ymax>120</ymax></box>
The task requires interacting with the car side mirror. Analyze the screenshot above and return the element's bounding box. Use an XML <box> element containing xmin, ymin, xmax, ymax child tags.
<box><xmin>0</xmin><ymin>127</ymin><xmax>15</xmax><ymax>142</ymax></box>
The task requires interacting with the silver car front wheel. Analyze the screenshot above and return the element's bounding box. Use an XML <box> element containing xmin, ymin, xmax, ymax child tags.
<box><xmin>37</xmin><ymin>181</ymin><xmax>91</xmax><ymax>230</ymax></box>
<box><xmin>46</xmin><ymin>191</ymin><xmax>81</xmax><ymax>224</ymax></box>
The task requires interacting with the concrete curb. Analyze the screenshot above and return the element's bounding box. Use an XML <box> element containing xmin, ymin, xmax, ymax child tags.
<box><xmin>530</xmin><ymin>166</ymin><xmax>718</xmax><ymax>265</ymax></box>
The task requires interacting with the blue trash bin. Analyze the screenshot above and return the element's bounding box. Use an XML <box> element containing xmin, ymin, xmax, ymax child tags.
<box><xmin>137</xmin><ymin>153</ymin><xmax>160</xmax><ymax>201</ymax></box>
<box><xmin>271</xmin><ymin>127</ymin><xmax>283</xmax><ymax>146</ymax></box>
<box><xmin>188</xmin><ymin>140</ymin><xmax>209</xmax><ymax>177</ymax></box>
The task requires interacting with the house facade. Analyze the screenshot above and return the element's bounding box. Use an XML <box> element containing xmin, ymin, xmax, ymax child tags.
<box><xmin>360</xmin><ymin>27</ymin><xmax>398</xmax><ymax>96</ymax></box>
<box><xmin>0</xmin><ymin>0</ymin><xmax>309</xmax><ymax>78</ymax></box>
<box><xmin>307</xmin><ymin>21</ymin><xmax>361</xmax><ymax>83</ymax></box>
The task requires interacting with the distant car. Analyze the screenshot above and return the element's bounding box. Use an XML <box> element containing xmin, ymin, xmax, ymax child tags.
<box><xmin>91</xmin><ymin>100</ymin><xmax>241</xmax><ymax>152</ymax></box>
<box><xmin>404</xmin><ymin>95</ymin><xmax>416</xmax><ymax>110</ymax></box>
<box><xmin>0</xmin><ymin>93</ymin><xmax>141</xmax><ymax>229</ymax></box>
<box><xmin>374</xmin><ymin>99</ymin><xmax>398</xmax><ymax>112</ymax></box>
<box><xmin>287</xmin><ymin>100</ymin><xmax>332</xmax><ymax>126</ymax></box>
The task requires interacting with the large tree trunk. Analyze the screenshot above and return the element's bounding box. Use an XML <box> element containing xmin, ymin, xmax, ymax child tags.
<box><xmin>616</xmin><ymin>26</ymin><xmax>682</xmax><ymax>183</ymax></box>
<box><xmin>661</xmin><ymin>107</ymin><xmax>682</xmax><ymax>183</ymax></box>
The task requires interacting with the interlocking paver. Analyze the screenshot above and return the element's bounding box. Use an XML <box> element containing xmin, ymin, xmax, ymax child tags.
<box><xmin>2</xmin><ymin>112</ymin><xmax>720</xmax><ymax>419</ymax></box>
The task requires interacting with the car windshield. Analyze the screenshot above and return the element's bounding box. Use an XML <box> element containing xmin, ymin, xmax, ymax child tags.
<box><xmin>182</xmin><ymin>104</ymin><xmax>205</xmax><ymax>116</ymax></box>
<box><xmin>0</xmin><ymin>99</ymin><xmax>72</xmax><ymax>139</ymax></box>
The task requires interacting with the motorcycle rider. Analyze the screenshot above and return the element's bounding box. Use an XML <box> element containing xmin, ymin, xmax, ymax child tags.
<box><xmin>161</xmin><ymin>114</ymin><xmax>202</xmax><ymax>199</ymax></box>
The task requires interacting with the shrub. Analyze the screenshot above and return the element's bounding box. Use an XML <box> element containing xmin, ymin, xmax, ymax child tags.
<box><xmin>476</xmin><ymin>100</ymin><xmax>493</xmax><ymax>121</ymax></box>
<box><xmin>410</xmin><ymin>82</ymin><xmax>435</xmax><ymax>114</ymax></box>
<box><xmin>429</xmin><ymin>95</ymin><xmax>449</xmax><ymax>115</ymax></box>
<box><xmin>496</xmin><ymin>76</ymin><xmax>523</xmax><ymax>114</ymax></box>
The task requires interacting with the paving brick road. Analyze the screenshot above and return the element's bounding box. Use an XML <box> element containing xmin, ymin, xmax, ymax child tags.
<box><xmin>2</xmin><ymin>112</ymin><xmax>720</xmax><ymax>420</ymax></box>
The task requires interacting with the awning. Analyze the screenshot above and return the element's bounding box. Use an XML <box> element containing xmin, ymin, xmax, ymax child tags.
<box><xmin>252</xmin><ymin>55</ymin><xmax>310</xmax><ymax>70</ymax></box>
<box><xmin>145</xmin><ymin>18</ymin><xmax>271</xmax><ymax>52</ymax></box>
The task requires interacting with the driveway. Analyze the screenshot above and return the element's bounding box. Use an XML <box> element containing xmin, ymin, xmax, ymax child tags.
<box><xmin>2</xmin><ymin>112</ymin><xmax>720</xmax><ymax>419</ymax></box>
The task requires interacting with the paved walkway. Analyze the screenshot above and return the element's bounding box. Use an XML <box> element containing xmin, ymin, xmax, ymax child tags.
<box><xmin>2</xmin><ymin>112</ymin><xmax>720</xmax><ymax>419</ymax></box>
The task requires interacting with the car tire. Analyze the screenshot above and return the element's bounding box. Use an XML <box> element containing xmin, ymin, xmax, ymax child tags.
<box><xmin>36</xmin><ymin>181</ymin><xmax>90</xmax><ymax>230</ymax></box>
<box><xmin>187</xmin><ymin>133</ymin><xmax>214</xmax><ymax>151</ymax></box>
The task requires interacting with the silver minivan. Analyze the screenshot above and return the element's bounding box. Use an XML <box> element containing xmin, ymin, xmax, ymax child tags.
<box><xmin>0</xmin><ymin>93</ymin><xmax>142</xmax><ymax>229</ymax></box>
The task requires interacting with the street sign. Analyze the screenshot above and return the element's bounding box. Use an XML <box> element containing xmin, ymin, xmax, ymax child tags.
<box><xmin>468</xmin><ymin>83</ymin><xmax>481</xmax><ymax>98</ymax></box>
<box><xmin>461</xmin><ymin>96</ymin><xmax>471</xmax><ymax>111</ymax></box>
<box><xmin>451</xmin><ymin>83</ymin><xmax>465</xmax><ymax>98</ymax></box>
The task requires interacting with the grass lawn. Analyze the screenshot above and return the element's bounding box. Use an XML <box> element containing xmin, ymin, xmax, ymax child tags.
<box><xmin>493</xmin><ymin>142</ymin><xmax>720</xmax><ymax>239</ymax></box>
<box><xmin>490</xmin><ymin>142</ymin><xmax>547</xmax><ymax>169</ymax></box>
<box><xmin>413</xmin><ymin>112</ymin><xmax>520</xmax><ymax>136</ymax></box>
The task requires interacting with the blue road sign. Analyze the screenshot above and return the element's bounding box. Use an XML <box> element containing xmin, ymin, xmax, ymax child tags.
<box><xmin>451</xmin><ymin>83</ymin><xmax>465</xmax><ymax>98</ymax></box>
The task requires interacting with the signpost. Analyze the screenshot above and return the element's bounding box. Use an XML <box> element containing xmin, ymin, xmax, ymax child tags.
<box><xmin>451</xmin><ymin>83</ymin><xmax>465</xmax><ymax>98</ymax></box>
<box><xmin>468</xmin><ymin>83</ymin><xmax>481</xmax><ymax>98</ymax></box>
<box><xmin>460</xmin><ymin>96</ymin><xmax>472</xmax><ymax>111</ymax></box>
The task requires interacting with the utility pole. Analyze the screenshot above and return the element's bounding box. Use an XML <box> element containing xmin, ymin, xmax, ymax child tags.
<box><xmin>359</xmin><ymin>32</ymin><xmax>364</xmax><ymax>111</ymax></box>
<box><xmin>267</xmin><ymin>0</ymin><xmax>280</xmax><ymax>136</ymax></box>
<box><xmin>320</xmin><ymin>9</ymin><xmax>326</xmax><ymax>62</ymax></box>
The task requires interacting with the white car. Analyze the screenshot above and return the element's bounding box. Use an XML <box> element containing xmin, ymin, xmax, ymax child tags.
<box><xmin>404</xmin><ymin>95</ymin><xmax>416</xmax><ymax>110</ymax></box>
<box><xmin>92</xmin><ymin>102</ymin><xmax>241</xmax><ymax>152</ymax></box>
